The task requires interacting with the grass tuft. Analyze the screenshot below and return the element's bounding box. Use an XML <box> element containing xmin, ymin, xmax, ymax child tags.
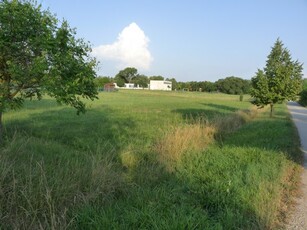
<box><xmin>156</xmin><ymin>108</ymin><xmax>258</xmax><ymax>171</ymax></box>
<box><xmin>156</xmin><ymin>120</ymin><xmax>216</xmax><ymax>171</ymax></box>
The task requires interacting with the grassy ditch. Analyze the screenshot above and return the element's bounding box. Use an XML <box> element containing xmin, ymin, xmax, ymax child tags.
<box><xmin>0</xmin><ymin>90</ymin><xmax>302</xmax><ymax>229</ymax></box>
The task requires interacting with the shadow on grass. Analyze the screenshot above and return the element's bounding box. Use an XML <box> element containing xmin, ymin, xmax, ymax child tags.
<box><xmin>86</xmin><ymin>113</ymin><xmax>297</xmax><ymax>229</ymax></box>
<box><xmin>4</xmin><ymin>102</ymin><xmax>136</xmax><ymax>155</ymax></box>
<box><xmin>172</xmin><ymin>108</ymin><xmax>223</xmax><ymax>121</ymax></box>
<box><xmin>222</xmin><ymin>113</ymin><xmax>302</xmax><ymax>163</ymax></box>
<box><xmin>1</xmin><ymin>100</ymin><xmax>300</xmax><ymax>229</ymax></box>
<box><xmin>201</xmin><ymin>103</ymin><xmax>239</xmax><ymax>112</ymax></box>
<box><xmin>172</xmin><ymin>103</ymin><xmax>240</xmax><ymax>122</ymax></box>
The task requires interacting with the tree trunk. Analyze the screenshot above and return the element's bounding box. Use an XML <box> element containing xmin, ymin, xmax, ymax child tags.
<box><xmin>270</xmin><ymin>103</ymin><xmax>274</xmax><ymax>118</ymax></box>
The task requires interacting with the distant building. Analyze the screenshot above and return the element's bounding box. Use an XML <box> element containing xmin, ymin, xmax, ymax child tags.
<box><xmin>124</xmin><ymin>83</ymin><xmax>136</xmax><ymax>89</ymax></box>
<box><xmin>123</xmin><ymin>83</ymin><xmax>146</xmax><ymax>89</ymax></box>
<box><xmin>149</xmin><ymin>80</ymin><xmax>172</xmax><ymax>91</ymax></box>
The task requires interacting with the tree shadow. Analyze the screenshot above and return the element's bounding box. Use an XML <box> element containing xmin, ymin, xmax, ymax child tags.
<box><xmin>201</xmin><ymin>103</ymin><xmax>239</xmax><ymax>113</ymax></box>
<box><xmin>172</xmin><ymin>103</ymin><xmax>241</xmax><ymax>122</ymax></box>
<box><xmin>3</xmin><ymin>101</ymin><xmax>136</xmax><ymax>156</ymax></box>
<box><xmin>220</xmin><ymin>116</ymin><xmax>302</xmax><ymax>164</ymax></box>
<box><xmin>172</xmin><ymin>108</ymin><xmax>225</xmax><ymax>121</ymax></box>
<box><xmin>2</xmin><ymin>99</ymin><xmax>296</xmax><ymax>229</ymax></box>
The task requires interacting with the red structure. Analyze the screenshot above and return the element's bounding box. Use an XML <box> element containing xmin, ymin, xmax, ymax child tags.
<box><xmin>104</xmin><ymin>83</ymin><xmax>116</xmax><ymax>92</ymax></box>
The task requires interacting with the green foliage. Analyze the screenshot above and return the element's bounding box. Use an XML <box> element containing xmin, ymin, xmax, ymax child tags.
<box><xmin>94</xmin><ymin>76</ymin><xmax>112</xmax><ymax>88</ymax></box>
<box><xmin>250</xmin><ymin>69</ymin><xmax>270</xmax><ymax>107</ymax></box>
<box><xmin>302</xmin><ymin>78</ymin><xmax>307</xmax><ymax>90</ymax></box>
<box><xmin>176</xmin><ymin>81</ymin><xmax>188</xmax><ymax>90</ymax></box>
<box><xmin>1</xmin><ymin>91</ymin><xmax>301</xmax><ymax>228</ymax></box>
<box><xmin>115</xmin><ymin>67</ymin><xmax>138</xmax><ymax>83</ymax></box>
<box><xmin>299</xmin><ymin>89</ymin><xmax>307</xmax><ymax>106</ymax></box>
<box><xmin>132</xmin><ymin>74</ymin><xmax>149</xmax><ymax>88</ymax></box>
<box><xmin>216</xmin><ymin>76</ymin><xmax>250</xmax><ymax>94</ymax></box>
<box><xmin>149</xmin><ymin>75</ymin><xmax>164</xmax><ymax>80</ymax></box>
<box><xmin>300</xmin><ymin>79</ymin><xmax>307</xmax><ymax>106</ymax></box>
<box><xmin>113</xmin><ymin>74</ymin><xmax>125</xmax><ymax>87</ymax></box>
<box><xmin>250</xmin><ymin>39</ymin><xmax>303</xmax><ymax>116</ymax></box>
<box><xmin>202</xmin><ymin>81</ymin><xmax>217</xmax><ymax>92</ymax></box>
<box><xmin>166</xmin><ymin>78</ymin><xmax>177</xmax><ymax>90</ymax></box>
<box><xmin>0</xmin><ymin>0</ymin><xmax>98</xmax><ymax>115</ymax></box>
<box><xmin>175</xmin><ymin>78</ymin><xmax>249</xmax><ymax>93</ymax></box>
<box><xmin>187</xmin><ymin>81</ymin><xmax>201</xmax><ymax>91</ymax></box>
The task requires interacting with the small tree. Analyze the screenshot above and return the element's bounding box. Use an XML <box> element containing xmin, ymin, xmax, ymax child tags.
<box><xmin>0</xmin><ymin>0</ymin><xmax>98</xmax><ymax>142</ymax></box>
<box><xmin>250</xmin><ymin>39</ymin><xmax>303</xmax><ymax>117</ymax></box>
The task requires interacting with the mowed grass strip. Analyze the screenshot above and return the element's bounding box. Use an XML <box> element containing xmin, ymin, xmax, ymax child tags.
<box><xmin>0</xmin><ymin>90</ymin><xmax>302</xmax><ymax>229</ymax></box>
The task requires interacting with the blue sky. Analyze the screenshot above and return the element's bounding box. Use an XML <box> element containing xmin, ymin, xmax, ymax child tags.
<box><xmin>40</xmin><ymin>0</ymin><xmax>307</xmax><ymax>82</ymax></box>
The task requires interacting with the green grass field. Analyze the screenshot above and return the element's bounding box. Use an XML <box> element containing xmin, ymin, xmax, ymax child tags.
<box><xmin>0</xmin><ymin>90</ymin><xmax>302</xmax><ymax>229</ymax></box>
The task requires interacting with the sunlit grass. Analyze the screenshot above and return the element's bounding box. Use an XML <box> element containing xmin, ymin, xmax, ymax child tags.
<box><xmin>0</xmin><ymin>90</ymin><xmax>302</xmax><ymax>229</ymax></box>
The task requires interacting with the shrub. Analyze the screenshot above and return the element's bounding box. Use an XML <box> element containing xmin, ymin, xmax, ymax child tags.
<box><xmin>299</xmin><ymin>89</ymin><xmax>307</xmax><ymax>106</ymax></box>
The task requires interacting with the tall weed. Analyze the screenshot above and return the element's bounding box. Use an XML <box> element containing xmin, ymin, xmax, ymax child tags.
<box><xmin>156</xmin><ymin>108</ymin><xmax>258</xmax><ymax>171</ymax></box>
<box><xmin>0</xmin><ymin>133</ymin><xmax>124</xmax><ymax>229</ymax></box>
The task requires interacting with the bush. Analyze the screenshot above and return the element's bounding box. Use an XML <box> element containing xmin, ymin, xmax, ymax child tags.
<box><xmin>299</xmin><ymin>89</ymin><xmax>307</xmax><ymax>106</ymax></box>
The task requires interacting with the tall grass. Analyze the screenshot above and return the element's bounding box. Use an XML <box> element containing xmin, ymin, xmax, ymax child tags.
<box><xmin>0</xmin><ymin>132</ymin><xmax>124</xmax><ymax>229</ymax></box>
<box><xmin>156</xmin><ymin>120</ymin><xmax>215</xmax><ymax>171</ymax></box>
<box><xmin>156</xmin><ymin>109</ymin><xmax>258</xmax><ymax>171</ymax></box>
<box><xmin>0</xmin><ymin>90</ymin><xmax>302</xmax><ymax>229</ymax></box>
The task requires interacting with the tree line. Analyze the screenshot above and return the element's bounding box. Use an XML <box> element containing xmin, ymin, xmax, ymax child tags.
<box><xmin>95</xmin><ymin>67</ymin><xmax>251</xmax><ymax>95</ymax></box>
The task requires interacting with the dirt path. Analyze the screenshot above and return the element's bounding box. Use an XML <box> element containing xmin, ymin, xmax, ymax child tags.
<box><xmin>286</xmin><ymin>101</ymin><xmax>307</xmax><ymax>230</ymax></box>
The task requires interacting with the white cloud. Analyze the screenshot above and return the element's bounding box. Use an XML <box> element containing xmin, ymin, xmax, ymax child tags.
<box><xmin>92</xmin><ymin>22</ymin><xmax>153</xmax><ymax>70</ymax></box>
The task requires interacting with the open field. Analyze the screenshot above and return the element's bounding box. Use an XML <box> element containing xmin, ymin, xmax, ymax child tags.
<box><xmin>0</xmin><ymin>90</ymin><xmax>302</xmax><ymax>229</ymax></box>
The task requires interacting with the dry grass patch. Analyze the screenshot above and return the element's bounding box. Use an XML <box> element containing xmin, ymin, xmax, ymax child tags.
<box><xmin>156</xmin><ymin>108</ymin><xmax>258</xmax><ymax>171</ymax></box>
<box><xmin>156</xmin><ymin>121</ymin><xmax>216</xmax><ymax>171</ymax></box>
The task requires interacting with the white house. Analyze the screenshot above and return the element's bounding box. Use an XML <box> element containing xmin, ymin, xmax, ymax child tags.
<box><xmin>124</xmin><ymin>83</ymin><xmax>135</xmax><ymax>89</ymax></box>
<box><xmin>149</xmin><ymin>80</ymin><xmax>172</xmax><ymax>91</ymax></box>
<box><xmin>123</xmin><ymin>83</ymin><xmax>144</xmax><ymax>89</ymax></box>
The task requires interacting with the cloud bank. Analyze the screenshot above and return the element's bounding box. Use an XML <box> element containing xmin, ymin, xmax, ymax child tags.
<box><xmin>92</xmin><ymin>22</ymin><xmax>153</xmax><ymax>70</ymax></box>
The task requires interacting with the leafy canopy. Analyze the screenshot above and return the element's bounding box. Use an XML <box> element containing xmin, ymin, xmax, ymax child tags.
<box><xmin>250</xmin><ymin>39</ymin><xmax>303</xmax><ymax>115</ymax></box>
<box><xmin>216</xmin><ymin>76</ymin><xmax>250</xmax><ymax>95</ymax></box>
<box><xmin>115</xmin><ymin>67</ymin><xmax>138</xmax><ymax>83</ymax></box>
<box><xmin>0</xmin><ymin>0</ymin><xmax>98</xmax><ymax>114</ymax></box>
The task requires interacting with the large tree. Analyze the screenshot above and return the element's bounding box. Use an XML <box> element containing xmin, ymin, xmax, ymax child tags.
<box><xmin>250</xmin><ymin>39</ymin><xmax>303</xmax><ymax>117</ymax></box>
<box><xmin>132</xmin><ymin>74</ymin><xmax>149</xmax><ymax>88</ymax></box>
<box><xmin>0</xmin><ymin>0</ymin><xmax>98</xmax><ymax>142</ymax></box>
<box><xmin>115</xmin><ymin>67</ymin><xmax>138</xmax><ymax>83</ymax></box>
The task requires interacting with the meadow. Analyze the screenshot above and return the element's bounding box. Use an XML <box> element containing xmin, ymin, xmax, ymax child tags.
<box><xmin>0</xmin><ymin>90</ymin><xmax>302</xmax><ymax>229</ymax></box>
